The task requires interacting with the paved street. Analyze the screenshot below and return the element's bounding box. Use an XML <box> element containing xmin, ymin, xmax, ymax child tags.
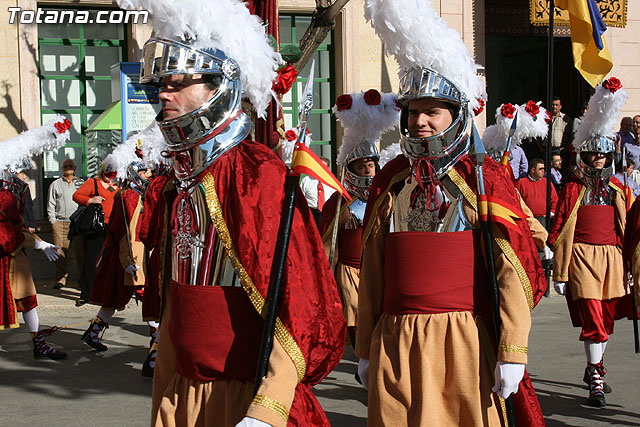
<box><xmin>1</xmin><ymin>279</ymin><xmax>639</xmax><ymax>426</ymax></box>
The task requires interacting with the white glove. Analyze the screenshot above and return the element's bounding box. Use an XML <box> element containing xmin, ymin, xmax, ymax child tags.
<box><xmin>358</xmin><ymin>358</ymin><xmax>370</xmax><ymax>391</ymax></box>
<box><xmin>235</xmin><ymin>417</ymin><xmax>273</xmax><ymax>427</ymax></box>
<box><xmin>492</xmin><ymin>361</ymin><xmax>525</xmax><ymax>399</ymax></box>
<box><xmin>124</xmin><ymin>265</ymin><xmax>140</xmax><ymax>276</ymax></box>
<box><xmin>543</xmin><ymin>246</ymin><xmax>554</xmax><ymax>261</ymax></box>
<box><xmin>34</xmin><ymin>239</ymin><xmax>60</xmax><ymax>262</ymax></box>
<box><xmin>553</xmin><ymin>281</ymin><xmax>566</xmax><ymax>296</ymax></box>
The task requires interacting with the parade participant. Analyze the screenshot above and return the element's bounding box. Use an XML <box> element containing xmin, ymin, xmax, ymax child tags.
<box><xmin>358</xmin><ymin>1</ymin><xmax>547</xmax><ymax>425</ymax></box>
<box><xmin>549</xmin><ymin>77</ymin><xmax>633</xmax><ymax>407</ymax></box>
<box><xmin>320</xmin><ymin>89</ymin><xmax>399</xmax><ymax>347</ymax></box>
<box><xmin>117</xmin><ymin>1</ymin><xmax>346</xmax><ymax>426</ymax></box>
<box><xmin>81</xmin><ymin>125</ymin><xmax>164</xmax><ymax>375</ymax></box>
<box><xmin>0</xmin><ymin>115</ymin><xmax>70</xmax><ymax>360</ymax></box>
<box><xmin>624</xmin><ymin>196</ymin><xmax>640</xmax><ymax>321</ymax></box>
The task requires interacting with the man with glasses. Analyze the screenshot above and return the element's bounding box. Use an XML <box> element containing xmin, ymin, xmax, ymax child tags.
<box><xmin>516</xmin><ymin>159</ymin><xmax>559</xmax><ymax>225</ymax></box>
<box><xmin>47</xmin><ymin>159</ymin><xmax>84</xmax><ymax>290</ymax></box>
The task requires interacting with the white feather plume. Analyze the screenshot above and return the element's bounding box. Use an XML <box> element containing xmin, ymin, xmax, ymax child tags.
<box><xmin>333</xmin><ymin>91</ymin><xmax>400</xmax><ymax>166</ymax></box>
<box><xmin>105</xmin><ymin>122</ymin><xmax>168</xmax><ymax>179</ymax></box>
<box><xmin>364</xmin><ymin>0</ymin><xmax>486</xmax><ymax>111</ymax></box>
<box><xmin>117</xmin><ymin>0</ymin><xmax>282</xmax><ymax>118</ymax></box>
<box><xmin>573</xmin><ymin>81</ymin><xmax>628</xmax><ymax>150</ymax></box>
<box><xmin>379</xmin><ymin>142</ymin><xmax>402</xmax><ymax>168</ymax></box>
<box><xmin>482</xmin><ymin>102</ymin><xmax>548</xmax><ymax>153</ymax></box>
<box><xmin>280</xmin><ymin>127</ymin><xmax>312</xmax><ymax>166</ymax></box>
<box><xmin>0</xmin><ymin>115</ymin><xmax>71</xmax><ymax>170</ymax></box>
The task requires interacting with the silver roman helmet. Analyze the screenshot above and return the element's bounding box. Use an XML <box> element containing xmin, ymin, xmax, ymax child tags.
<box><xmin>344</xmin><ymin>141</ymin><xmax>380</xmax><ymax>201</ymax></box>
<box><xmin>118</xmin><ymin>0</ymin><xmax>282</xmax><ymax>180</ymax></box>
<box><xmin>127</xmin><ymin>161</ymin><xmax>151</xmax><ymax>196</ymax></box>
<box><xmin>365</xmin><ymin>0</ymin><xmax>486</xmax><ymax>178</ymax></box>
<box><xmin>572</xmin><ymin>78</ymin><xmax>627</xmax><ymax>183</ymax></box>
<box><xmin>398</xmin><ymin>69</ymin><xmax>470</xmax><ymax>177</ymax></box>
<box><xmin>333</xmin><ymin>90</ymin><xmax>400</xmax><ymax>201</ymax></box>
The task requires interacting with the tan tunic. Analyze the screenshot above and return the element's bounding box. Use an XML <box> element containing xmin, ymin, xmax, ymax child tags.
<box><xmin>322</xmin><ymin>201</ymin><xmax>360</xmax><ymax>327</ymax></box>
<box><xmin>10</xmin><ymin>232</ymin><xmax>37</xmax><ymax>301</ymax></box>
<box><xmin>357</xmin><ymin>177</ymin><xmax>531</xmax><ymax>426</ymax></box>
<box><xmin>118</xmin><ymin>197</ymin><xmax>146</xmax><ymax>287</ymax></box>
<box><xmin>552</xmin><ymin>189</ymin><xmax>627</xmax><ymax>301</ymax></box>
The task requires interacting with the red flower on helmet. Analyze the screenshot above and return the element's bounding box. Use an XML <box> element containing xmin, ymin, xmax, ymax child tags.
<box><xmin>603</xmin><ymin>77</ymin><xmax>622</xmax><ymax>93</ymax></box>
<box><xmin>336</xmin><ymin>94</ymin><xmax>353</xmax><ymax>111</ymax></box>
<box><xmin>525</xmin><ymin>100</ymin><xmax>540</xmax><ymax>118</ymax></box>
<box><xmin>363</xmin><ymin>89</ymin><xmax>381</xmax><ymax>106</ymax></box>
<box><xmin>544</xmin><ymin>110</ymin><xmax>552</xmax><ymax>124</ymax></box>
<box><xmin>54</xmin><ymin>118</ymin><xmax>72</xmax><ymax>134</ymax></box>
<box><xmin>473</xmin><ymin>98</ymin><xmax>485</xmax><ymax>116</ymax></box>
<box><xmin>272</xmin><ymin>65</ymin><xmax>298</xmax><ymax>96</ymax></box>
<box><xmin>285</xmin><ymin>129</ymin><xmax>297</xmax><ymax>142</ymax></box>
<box><xmin>501</xmin><ymin>103</ymin><xmax>516</xmax><ymax>119</ymax></box>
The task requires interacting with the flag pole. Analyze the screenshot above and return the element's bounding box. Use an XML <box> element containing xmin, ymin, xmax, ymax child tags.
<box><xmin>544</xmin><ymin>0</ymin><xmax>556</xmax><ymax>288</ymax></box>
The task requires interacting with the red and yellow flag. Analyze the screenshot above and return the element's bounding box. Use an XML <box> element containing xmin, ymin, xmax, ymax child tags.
<box><xmin>290</xmin><ymin>143</ymin><xmax>351</xmax><ymax>201</ymax></box>
<box><xmin>478</xmin><ymin>194</ymin><xmax>527</xmax><ymax>235</ymax></box>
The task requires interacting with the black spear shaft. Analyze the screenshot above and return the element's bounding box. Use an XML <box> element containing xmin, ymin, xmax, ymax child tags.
<box><xmin>253</xmin><ymin>173</ymin><xmax>299</xmax><ymax>395</ymax></box>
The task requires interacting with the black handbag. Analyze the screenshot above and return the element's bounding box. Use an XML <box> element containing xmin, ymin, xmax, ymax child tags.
<box><xmin>68</xmin><ymin>178</ymin><xmax>106</xmax><ymax>238</ymax></box>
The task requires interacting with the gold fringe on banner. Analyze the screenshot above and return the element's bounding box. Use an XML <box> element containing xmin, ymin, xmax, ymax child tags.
<box><xmin>530</xmin><ymin>0</ymin><xmax>627</xmax><ymax>28</ymax></box>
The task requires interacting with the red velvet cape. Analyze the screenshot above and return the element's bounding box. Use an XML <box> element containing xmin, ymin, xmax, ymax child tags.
<box><xmin>0</xmin><ymin>189</ymin><xmax>24</xmax><ymax>329</ymax></box>
<box><xmin>146</xmin><ymin>141</ymin><xmax>346</xmax><ymax>426</ymax></box>
<box><xmin>319</xmin><ymin>191</ymin><xmax>342</xmax><ymax>237</ymax></box>
<box><xmin>362</xmin><ymin>153</ymin><xmax>546</xmax><ymax>427</ymax></box>
<box><xmin>624</xmin><ymin>197</ymin><xmax>640</xmax><ymax>270</ymax></box>
<box><xmin>89</xmin><ymin>189</ymin><xmax>142</xmax><ymax>310</ymax></box>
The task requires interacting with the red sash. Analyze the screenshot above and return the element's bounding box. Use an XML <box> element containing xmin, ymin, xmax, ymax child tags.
<box><xmin>169</xmin><ymin>281</ymin><xmax>263</xmax><ymax>381</ymax></box>
<box><xmin>574</xmin><ymin>205</ymin><xmax>616</xmax><ymax>245</ymax></box>
<box><xmin>383</xmin><ymin>230</ymin><xmax>489</xmax><ymax>315</ymax></box>
<box><xmin>338</xmin><ymin>228</ymin><xmax>362</xmax><ymax>268</ymax></box>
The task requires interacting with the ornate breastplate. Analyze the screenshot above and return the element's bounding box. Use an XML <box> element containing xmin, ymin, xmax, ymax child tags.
<box><xmin>171</xmin><ymin>180</ymin><xmax>237</xmax><ymax>286</ymax></box>
<box><xmin>581</xmin><ymin>178</ymin><xmax>613</xmax><ymax>206</ymax></box>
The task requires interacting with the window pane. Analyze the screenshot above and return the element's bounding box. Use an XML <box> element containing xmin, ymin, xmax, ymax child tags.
<box><xmin>279</xmin><ymin>16</ymin><xmax>292</xmax><ymax>44</ymax></box>
<box><xmin>84</xmin><ymin>12</ymin><xmax>124</xmax><ymax>39</ymax></box>
<box><xmin>38</xmin><ymin>12</ymin><xmax>79</xmax><ymax>39</ymax></box>
<box><xmin>317</xmin><ymin>81</ymin><xmax>331</xmax><ymax>110</ymax></box>
<box><xmin>318</xmin><ymin>50</ymin><xmax>331</xmax><ymax>79</ymax></box>
<box><xmin>40</xmin><ymin>45</ymin><xmax>79</xmax><ymax>75</ymax></box>
<box><xmin>86</xmin><ymin>80</ymin><xmax>113</xmax><ymax>109</ymax></box>
<box><xmin>295</xmin><ymin>17</ymin><xmax>311</xmax><ymax>44</ymax></box>
<box><xmin>41</xmin><ymin>79</ymin><xmax>81</xmax><ymax>109</ymax></box>
<box><xmin>85</xmin><ymin>46</ymin><xmax>121</xmax><ymax>76</ymax></box>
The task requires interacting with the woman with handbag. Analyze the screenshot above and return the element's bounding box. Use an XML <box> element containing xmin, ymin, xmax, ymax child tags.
<box><xmin>72</xmin><ymin>163</ymin><xmax>119</xmax><ymax>306</ymax></box>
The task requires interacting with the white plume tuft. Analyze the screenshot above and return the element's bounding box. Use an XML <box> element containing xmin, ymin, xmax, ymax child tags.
<box><xmin>0</xmin><ymin>115</ymin><xmax>71</xmax><ymax>170</ymax></box>
<box><xmin>573</xmin><ymin>80</ymin><xmax>628</xmax><ymax>150</ymax></box>
<box><xmin>364</xmin><ymin>0</ymin><xmax>486</xmax><ymax>111</ymax></box>
<box><xmin>379</xmin><ymin>142</ymin><xmax>402</xmax><ymax>168</ymax></box>
<box><xmin>105</xmin><ymin>122</ymin><xmax>168</xmax><ymax>180</ymax></box>
<box><xmin>280</xmin><ymin>127</ymin><xmax>312</xmax><ymax>166</ymax></box>
<box><xmin>118</xmin><ymin>0</ymin><xmax>282</xmax><ymax>118</ymax></box>
<box><xmin>333</xmin><ymin>91</ymin><xmax>400</xmax><ymax>166</ymax></box>
<box><xmin>482</xmin><ymin>102</ymin><xmax>548</xmax><ymax>153</ymax></box>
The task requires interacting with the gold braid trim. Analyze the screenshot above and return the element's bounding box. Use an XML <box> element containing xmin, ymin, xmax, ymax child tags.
<box><xmin>361</xmin><ymin>168</ymin><xmax>410</xmax><ymax>248</ymax></box>
<box><xmin>447</xmin><ymin>168</ymin><xmax>534</xmax><ymax>310</ymax></box>
<box><xmin>201</xmin><ymin>173</ymin><xmax>306</xmax><ymax>383</ymax></box>
<box><xmin>492</xmin><ymin>226</ymin><xmax>534</xmax><ymax>311</ymax></box>
<box><xmin>446</xmin><ymin>168</ymin><xmax>478</xmax><ymax>210</ymax></box>
<box><xmin>500</xmin><ymin>343</ymin><xmax>528</xmax><ymax>355</ymax></box>
<box><xmin>551</xmin><ymin>186</ymin><xmax>586</xmax><ymax>251</ymax></box>
<box><xmin>253</xmin><ymin>394</ymin><xmax>289</xmax><ymax>422</ymax></box>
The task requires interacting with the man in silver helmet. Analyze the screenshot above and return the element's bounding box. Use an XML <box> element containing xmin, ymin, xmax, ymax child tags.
<box><xmin>357</xmin><ymin>2</ymin><xmax>546</xmax><ymax>424</ymax></box>
<box><xmin>123</xmin><ymin>1</ymin><xmax>345</xmax><ymax>426</ymax></box>
<box><xmin>550</xmin><ymin>84</ymin><xmax>633</xmax><ymax>407</ymax></box>
<box><xmin>320</xmin><ymin>140</ymin><xmax>378</xmax><ymax>350</ymax></box>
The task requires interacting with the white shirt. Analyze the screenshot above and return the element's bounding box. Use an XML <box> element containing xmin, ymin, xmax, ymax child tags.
<box><xmin>299</xmin><ymin>175</ymin><xmax>336</xmax><ymax>210</ymax></box>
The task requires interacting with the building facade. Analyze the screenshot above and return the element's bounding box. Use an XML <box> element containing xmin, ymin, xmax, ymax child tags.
<box><xmin>0</xmin><ymin>0</ymin><xmax>638</xmax><ymax>218</ymax></box>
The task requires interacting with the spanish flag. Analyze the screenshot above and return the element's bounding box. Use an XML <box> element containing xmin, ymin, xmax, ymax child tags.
<box><xmin>478</xmin><ymin>194</ymin><xmax>527</xmax><ymax>235</ymax></box>
<box><xmin>556</xmin><ymin>0</ymin><xmax>613</xmax><ymax>88</ymax></box>
<box><xmin>290</xmin><ymin>142</ymin><xmax>352</xmax><ymax>201</ymax></box>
